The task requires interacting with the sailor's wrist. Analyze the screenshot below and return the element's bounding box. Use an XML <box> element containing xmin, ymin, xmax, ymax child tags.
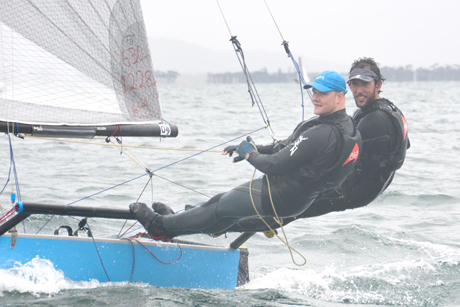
<box><xmin>245</xmin><ymin>150</ymin><xmax>255</xmax><ymax>160</ymax></box>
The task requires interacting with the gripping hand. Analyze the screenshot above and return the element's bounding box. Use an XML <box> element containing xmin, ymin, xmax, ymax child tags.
<box><xmin>222</xmin><ymin>145</ymin><xmax>237</xmax><ymax>157</ymax></box>
<box><xmin>223</xmin><ymin>145</ymin><xmax>244</xmax><ymax>162</ymax></box>
<box><xmin>236</xmin><ymin>136</ymin><xmax>257</xmax><ymax>160</ymax></box>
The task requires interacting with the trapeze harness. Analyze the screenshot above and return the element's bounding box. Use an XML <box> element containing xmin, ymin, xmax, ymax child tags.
<box><xmin>252</xmin><ymin>110</ymin><xmax>362</xmax><ymax>218</ymax></box>
<box><xmin>226</xmin><ymin>99</ymin><xmax>409</xmax><ymax>232</ymax></box>
<box><xmin>156</xmin><ymin>110</ymin><xmax>361</xmax><ymax>237</ymax></box>
<box><xmin>354</xmin><ymin>98</ymin><xmax>409</xmax><ymax>172</ymax></box>
<box><xmin>293</xmin><ymin>98</ymin><xmax>410</xmax><ymax>219</ymax></box>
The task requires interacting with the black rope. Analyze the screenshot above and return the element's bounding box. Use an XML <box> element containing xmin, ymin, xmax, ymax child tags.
<box><xmin>229</xmin><ymin>36</ymin><xmax>275</xmax><ymax>139</ymax></box>
<box><xmin>135</xmin><ymin>171</ymin><xmax>153</xmax><ymax>203</ymax></box>
<box><xmin>122</xmin><ymin>238</ymin><xmax>136</xmax><ymax>282</ymax></box>
<box><xmin>263</xmin><ymin>0</ymin><xmax>313</xmax><ymax>120</ymax></box>
<box><xmin>86</xmin><ymin>222</ymin><xmax>111</xmax><ymax>282</ymax></box>
<box><xmin>117</xmin><ymin>172</ymin><xmax>153</xmax><ymax>238</ymax></box>
<box><xmin>116</xmin><ymin>126</ymin><xmax>267</xmax><ymax>239</ymax></box>
<box><xmin>216</xmin><ymin>0</ymin><xmax>276</xmax><ymax>140</ymax></box>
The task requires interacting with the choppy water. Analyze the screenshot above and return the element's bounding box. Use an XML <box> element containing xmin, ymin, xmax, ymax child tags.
<box><xmin>0</xmin><ymin>82</ymin><xmax>459</xmax><ymax>306</ymax></box>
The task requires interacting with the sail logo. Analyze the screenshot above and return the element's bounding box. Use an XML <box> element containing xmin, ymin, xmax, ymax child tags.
<box><xmin>402</xmin><ymin>115</ymin><xmax>408</xmax><ymax>140</ymax></box>
<box><xmin>290</xmin><ymin>136</ymin><xmax>308</xmax><ymax>156</ymax></box>
<box><xmin>342</xmin><ymin>143</ymin><xmax>360</xmax><ymax>166</ymax></box>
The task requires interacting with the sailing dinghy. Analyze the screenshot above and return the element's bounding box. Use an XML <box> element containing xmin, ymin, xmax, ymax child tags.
<box><xmin>0</xmin><ymin>0</ymin><xmax>249</xmax><ymax>289</ymax></box>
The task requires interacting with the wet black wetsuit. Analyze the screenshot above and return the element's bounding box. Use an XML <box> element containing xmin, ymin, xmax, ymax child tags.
<box><xmin>227</xmin><ymin>98</ymin><xmax>409</xmax><ymax>232</ymax></box>
<box><xmin>298</xmin><ymin>98</ymin><xmax>409</xmax><ymax>218</ymax></box>
<box><xmin>157</xmin><ymin>109</ymin><xmax>361</xmax><ymax>237</ymax></box>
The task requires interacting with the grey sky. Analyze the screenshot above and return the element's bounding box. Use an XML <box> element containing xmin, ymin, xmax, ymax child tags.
<box><xmin>140</xmin><ymin>0</ymin><xmax>460</xmax><ymax>74</ymax></box>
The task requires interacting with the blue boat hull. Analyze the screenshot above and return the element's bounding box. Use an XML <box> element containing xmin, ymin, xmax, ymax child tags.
<box><xmin>0</xmin><ymin>234</ymin><xmax>248</xmax><ymax>289</ymax></box>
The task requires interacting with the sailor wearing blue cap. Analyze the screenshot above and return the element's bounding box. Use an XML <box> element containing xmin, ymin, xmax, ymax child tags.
<box><xmin>130</xmin><ymin>70</ymin><xmax>362</xmax><ymax>240</ymax></box>
<box><xmin>304</xmin><ymin>70</ymin><xmax>348</xmax><ymax>116</ymax></box>
<box><xmin>225</xmin><ymin>58</ymin><xmax>411</xmax><ymax>234</ymax></box>
<box><xmin>304</xmin><ymin>70</ymin><xmax>348</xmax><ymax>94</ymax></box>
<box><xmin>294</xmin><ymin>58</ymin><xmax>410</xmax><ymax>220</ymax></box>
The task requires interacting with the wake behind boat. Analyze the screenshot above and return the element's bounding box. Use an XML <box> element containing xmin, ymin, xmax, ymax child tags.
<box><xmin>0</xmin><ymin>0</ymin><xmax>249</xmax><ymax>289</ymax></box>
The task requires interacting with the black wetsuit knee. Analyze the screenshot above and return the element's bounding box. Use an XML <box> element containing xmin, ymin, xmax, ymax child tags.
<box><xmin>162</xmin><ymin>180</ymin><xmax>266</xmax><ymax>236</ymax></box>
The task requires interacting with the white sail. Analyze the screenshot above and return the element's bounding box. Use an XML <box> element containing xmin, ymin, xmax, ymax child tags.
<box><xmin>299</xmin><ymin>56</ymin><xmax>310</xmax><ymax>83</ymax></box>
<box><xmin>0</xmin><ymin>0</ymin><xmax>163</xmax><ymax>127</ymax></box>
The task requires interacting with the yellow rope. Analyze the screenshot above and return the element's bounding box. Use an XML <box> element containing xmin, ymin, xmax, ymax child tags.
<box><xmin>107</xmin><ymin>139</ymin><xmax>150</xmax><ymax>171</ymax></box>
<box><xmin>247</xmin><ymin>142</ymin><xmax>307</xmax><ymax>266</ymax></box>
<box><xmin>18</xmin><ymin>131</ymin><xmax>304</xmax><ymax>265</ymax></box>
<box><xmin>19</xmin><ymin>135</ymin><xmax>221</xmax><ymax>153</ymax></box>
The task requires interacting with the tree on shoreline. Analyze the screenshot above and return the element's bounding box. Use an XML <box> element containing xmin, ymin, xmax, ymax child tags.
<box><xmin>207</xmin><ymin>64</ymin><xmax>460</xmax><ymax>83</ymax></box>
<box><xmin>381</xmin><ymin>64</ymin><xmax>460</xmax><ymax>82</ymax></box>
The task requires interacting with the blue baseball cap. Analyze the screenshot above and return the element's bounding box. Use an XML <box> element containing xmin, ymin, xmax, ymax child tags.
<box><xmin>304</xmin><ymin>70</ymin><xmax>347</xmax><ymax>94</ymax></box>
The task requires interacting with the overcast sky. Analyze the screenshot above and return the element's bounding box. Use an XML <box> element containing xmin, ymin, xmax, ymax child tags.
<box><xmin>140</xmin><ymin>0</ymin><xmax>460</xmax><ymax>73</ymax></box>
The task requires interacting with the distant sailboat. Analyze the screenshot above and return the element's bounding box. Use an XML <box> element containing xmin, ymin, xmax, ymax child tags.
<box><xmin>294</xmin><ymin>56</ymin><xmax>309</xmax><ymax>84</ymax></box>
<box><xmin>299</xmin><ymin>57</ymin><xmax>310</xmax><ymax>83</ymax></box>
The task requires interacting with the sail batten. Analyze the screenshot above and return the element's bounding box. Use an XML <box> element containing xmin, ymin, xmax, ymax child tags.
<box><xmin>0</xmin><ymin>0</ymin><xmax>173</xmax><ymax>136</ymax></box>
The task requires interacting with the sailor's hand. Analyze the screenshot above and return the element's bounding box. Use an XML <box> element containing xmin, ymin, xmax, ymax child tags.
<box><xmin>236</xmin><ymin>136</ymin><xmax>256</xmax><ymax>160</ymax></box>
<box><xmin>223</xmin><ymin>145</ymin><xmax>244</xmax><ymax>162</ymax></box>
<box><xmin>222</xmin><ymin>145</ymin><xmax>237</xmax><ymax>157</ymax></box>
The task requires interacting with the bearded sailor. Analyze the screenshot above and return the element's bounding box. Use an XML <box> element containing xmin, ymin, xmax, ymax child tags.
<box><xmin>224</xmin><ymin>57</ymin><xmax>410</xmax><ymax>234</ymax></box>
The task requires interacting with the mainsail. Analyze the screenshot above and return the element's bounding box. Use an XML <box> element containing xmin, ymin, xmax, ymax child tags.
<box><xmin>0</xmin><ymin>0</ymin><xmax>177</xmax><ymax>138</ymax></box>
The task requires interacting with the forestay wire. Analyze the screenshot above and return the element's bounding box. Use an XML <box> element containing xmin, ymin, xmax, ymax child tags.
<box><xmin>263</xmin><ymin>0</ymin><xmax>313</xmax><ymax>121</ymax></box>
<box><xmin>216</xmin><ymin>0</ymin><xmax>276</xmax><ymax>141</ymax></box>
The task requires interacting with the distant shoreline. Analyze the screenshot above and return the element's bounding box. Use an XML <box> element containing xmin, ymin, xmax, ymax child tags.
<box><xmin>156</xmin><ymin>64</ymin><xmax>460</xmax><ymax>84</ymax></box>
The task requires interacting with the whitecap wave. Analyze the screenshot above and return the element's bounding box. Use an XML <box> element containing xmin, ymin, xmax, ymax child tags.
<box><xmin>244</xmin><ymin>257</ymin><xmax>455</xmax><ymax>306</ymax></box>
<box><xmin>0</xmin><ymin>257</ymin><xmax>102</xmax><ymax>297</ymax></box>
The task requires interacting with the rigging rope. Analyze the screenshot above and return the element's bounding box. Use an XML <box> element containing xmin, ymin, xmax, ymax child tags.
<box><xmin>131</xmin><ymin>236</ymin><xmax>183</xmax><ymax>265</ymax></box>
<box><xmin>34</xmin><ymin>126</ymin><xmax>267</xmax><ymax>235</ymax></box>
<box><xmin>86</xmin><ymin>222</ymin><xmax>111</xmax><ymax>282</ymax></box>
<box><xmin>0</xmin><ymin>206</ymin><xmax>16</xmax><ymax>224</ymax></box>
<box><xmin>115</xmin><ymin>126</ymin><xmax>266</xmax><ymax>238</ymax></box>
<box><xmin>0</xmin><ymin>139</ymin><xmax>12</xmax><ymax>198</ymax></box>
<box><xmin>1</xmin><ymin>129</ymin><xmax>26</xmax><ymax>231</ymax></box>
<box><xmin>107</xmin><ymin>138</ymin><xmax>150</xmax><ymax>172</ymax></box>
<box><xmin>118</xmin><ymin>220</ymin><xmax>141</xmax><ymax>239</ymax></box>
<box><xmin>263</xmin><ymin>0</ymin><xmax>313</xmax><ymax>121</ymax></box>
<box><xmin>152</xmin><ymin>174</ymin><xmax>212</xmax><ymax>199</ymax></box>
<box><xmin>116</xmin><ymin>171</ymin><xmax>154</xmax><ymax>238</ymax></box>
<box><xmin>121</xmin><ymin>238</ymin><xmax>136</xmax><ymax>282</ymax></box>
<box><xmin>216</xmin><ymin>0</ymin><xmax>276</xmax><ymax>141</ymax></box>
<box><xmin>246</xmin><ymin>142</ymin><xmax>307</xmax><ymax>266</ymax></box>
<box><xmin>20</xmin><ymin>135</ymin><xmax>222</xmax><ymax>153</ymax></box>
<box><xmin>215</xmin><ymin>1</ymin><xmax>306</xmax><ymax>264</ymax></box>
<box><xmin>5</xmin><ymin>126</ymin><xmax>21</xmax><ymax>203</ymax></box>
